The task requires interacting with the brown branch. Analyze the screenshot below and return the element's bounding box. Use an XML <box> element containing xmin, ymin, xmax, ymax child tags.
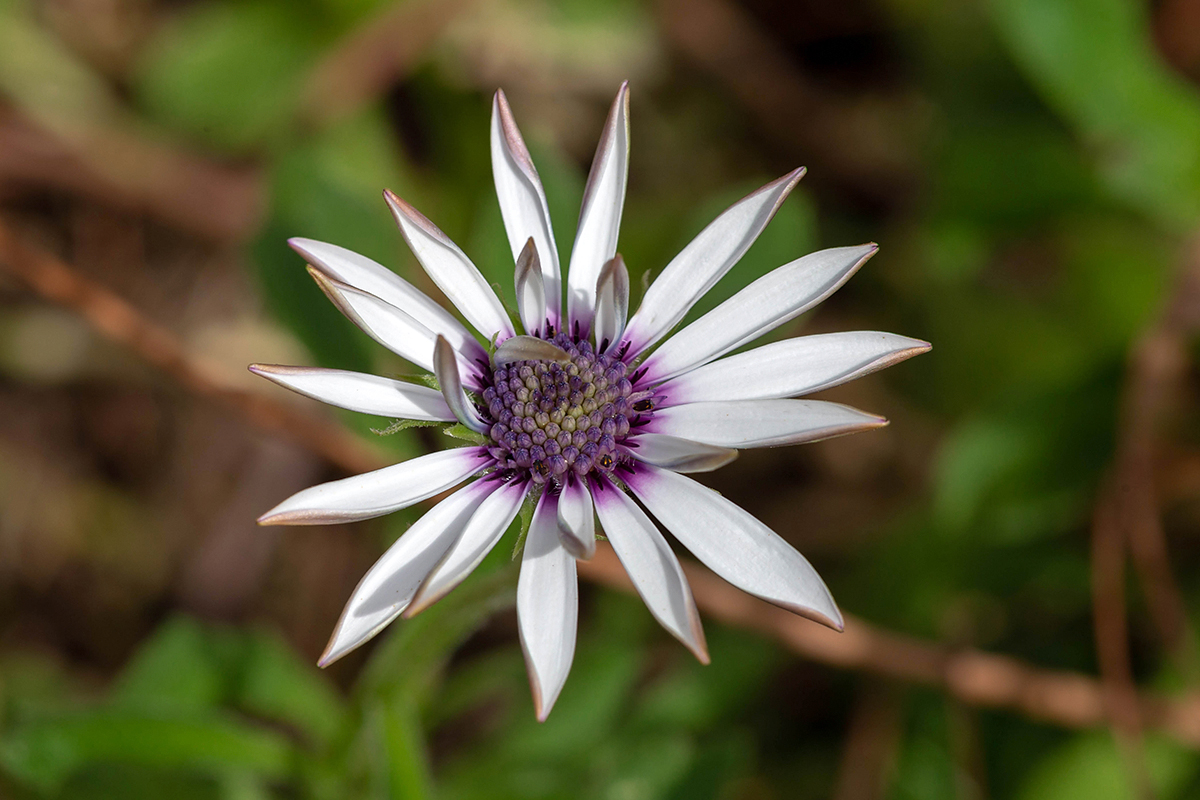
<box><xmin>0</xmin><ymin>218</ymin><xmax>386</xmax><ymax>476</ymax></box>
<box><xmin>831</xmin><ymin>681</ymin><xmax>901</xmax><ymax>800</ymax></box>
<box><xmin>577</xmin><ymin>547</ymin><xmax>1200</xmax><ymax>749</ymax></box>
<box><xmin>5</xmin><ymin>219</ymin><xmax>1200</xmax><ymax>749</ymax></box>
<box><xmin>1092</xmin><ymin>488</ymin><xmax>1156</xmax><ymax>798</ymax></box>
<box><xmin>1112</xmin><ymin>243</ymin><xmax>1200</xmax><ymax>678</ymax></box>
<box><xmin>0</xmin><ymin>109</ymin><xmax>265</xmax><ymax>242</ymax></box>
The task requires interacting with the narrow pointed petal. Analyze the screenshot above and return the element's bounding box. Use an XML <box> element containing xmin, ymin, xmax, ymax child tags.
<box><xmin>518</xmin><ymin>492</ymin><xmax>578</xmax><ymax>721</ymax></box>
<box><xmin>319</xmin><ymin>481</ymin><xmax>491</xmax><ymax>666</ymax></box>
<box><xmin>290</xmin><ymin>238</ymin><xmax>485</xmax><ymax>364</ymax></box>
<box><xmin>384</xmin><ymin>191</ymin><xmax>515</xmax><ymax>341</ymax></box>
<box><xmin>515</xmin><ymin>238</ymin><xmax>547</xmax><ymax>335</ymax></box>
<box><xmin>433</xmin><ymin>336</ymin><xmax>487</xmax><ymax>433</ymax></box>
<box><xmin>567</xmin><ymin>82</ymin><xmax>630</xmax><ymax>334</ymax></box>
<box><xmin>493</xmin><ymin>335</ymin><xmax>573</xmax><ymax>367</ymax></box>
<box><xmin>310</xmin><ymin>268</ymin><xmax>442</xmax><ymax>373</ymax></box>
<box><xmin>405</xmin><ymin>479</ymin><xmax>527</xmax><ymax>616</ymax></box>
<box><xmin>556</xmin><ymin>479</ymin><xmax>596</xmax><ymax>559</ymax></box>
<box><xmin>626</xmin><ymin>433</ymin><xmax>738</xmax><ymax>473</ymax></box>
<box><xmin>492</xmin><ymin>90</ymin><xmax>561</xmax><ymax>326</ymax></box>
<box><xmin>592</xmin><ymin>255</ymin><xmax>629</xmax><ymax>352</ymax></box>
<box><xmin>642</xmin><ymin>244</ymin><xmax>878</xmax><ymax>384</ymax></box>
<box><xmin>629</xmin><ymin>465</ymin><xmax>843</xmax><ymax>630</ymax></box>
<box><xmin>258</xmin><ymin>447</ymin><xmax>487</xmax><ymax>526</ymax></box>
<box><xmin>249</xmin><ymin>364</ymin><xmax>455</xmax><ymax>420</ymax></box>
<box><xmin>592</xmin><ymin>481</ymin><xmax>708</xmax><ymax>662</ymax></box>
<box><xmin>659</xmin><ymin>332</ymin><xmax>931</xmax><ymax>404</ymax></box>
<box><xmin>645</xmin><ymin>399</ymin><xmax>887</xmax><ymax>449</ymax></box>
<box><xmin>621</xmin><ymin>168</ymin><xmax>806</xmax><ymax>355</ymax></box>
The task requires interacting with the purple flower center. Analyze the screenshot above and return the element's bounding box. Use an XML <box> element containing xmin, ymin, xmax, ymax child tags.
<box><xmin>481</xmin><ymin>332</ymin><xmax>641</xmax><ymax>484</ymax></box>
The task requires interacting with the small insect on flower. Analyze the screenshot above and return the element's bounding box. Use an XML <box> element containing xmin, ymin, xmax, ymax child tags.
<box><xmin>251</xmin><ymin>82</ymin><xmax>929</xmax><ymax>720</ymax></box>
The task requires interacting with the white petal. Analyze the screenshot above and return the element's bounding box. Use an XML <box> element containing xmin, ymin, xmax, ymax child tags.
<box><xmin>257</xmin><ymin>447</ymin><xmax>487</xmax><ymax>526</ymax></box>
<box><xmin>493</xmin><ymin>335</ymin><xmax>572</xmax><ymax>367</ymax></box>
<box><xmin>515</xmin><ymin>238</ymin><xmax>547</xmax><ymax>336</ymax></box>
<box><xmin>567</xmin><ymin>82</ymin><xmax>630</xmax><ymax>334</ymax></box>
<box><xmin>319</xmin><ymin>481</ymin><xmax>491</xmax><ymax>666</ymax></box>
<box><xmin>290</xmin><ymin>238</ymin><xmax>486</xmax><ymax>365</ymax></box>
<box><xmin>659</xmin><ymin>331</ymin><xmax>931</xmax><ymax>404</ymax></box>
<box><xmin>593</xmin><ymin>255</ymin><xmax>630</xmax><ymax>352</ymax></box>
<box><xmin>621</xmin><ymin>168</ymin><xmax>805</xmax><ymax>356</ymax></box>
<box><xmin>626</xmin><ymin>433</ymin><xmax>738</xmax><ymax>473</ymax></box>
<box><xmin>384</xmin><ymin>191</ymin><xmax>515</xmax><ymax>341</ymax></box>
<box><xmin>405</xmin><ymin>479</ymin><xmax>527</xmax><ymax>616</ymax></box>
<box><xmin>310</xmin><ymin>268</ymin><xmax>465</xmax><ymax>377</ymax></box>
<box><xmin>592</xmin><ymin>481</ymin><xmax>708</xmax><ymax>662</ymax></box>
<box><xmin>641</xmin><ymin>244</ymin><xmax>878</xmax><ymax>384</ymax></box>
<box><xmin>248</xmin><ymin>364</ymin><xmax>455</xmax><ymax>420</ymax></box>
<box><xmin>629</xmin><ymin>465</ymin><xmax>842</xmax><ymax>629</ymax></box>
<box><xmin>518</xmin><ymin>492</ymin><xmax>578</xmax><ymax>721</ymax></box>
<box><xmin>433</xmin><ymin>336</ymin><xmax>487</xmax><ymax>433</ymax></box>
<box><xmin>645</xmin><ymin>399</ymin><xmax>887</xmax><ymax>449</ymax></box>
<box><xmin>492</xmin><ymin>90</ymin><xmax>561</xmax><ymax>327</ymax></box>
<box><xmin>556</xmin><ymin>479</ymin><xmax>596</xmax><ymax>559</ymax></box>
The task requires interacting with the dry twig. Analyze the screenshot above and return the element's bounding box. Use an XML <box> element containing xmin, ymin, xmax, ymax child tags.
<box><xmin>1111</xmin><ymin>243</ymin><xmax>1200</xmax><ymax>677</ymax></box>
<box><xmin>577</xmin><ymin>548</ymin><xmax>1200</xmax><ymax>749</ymax></box>
<box><xmin>0</xmin><ymin>110</ymin><xmax>265</xmax><ymax>242</ymax></box>
<box><xmin>1092</xmin><ymin>489</ymin><xmax>1156</xmax><ymax>798</ymax></box>
<box><xmin>0</xmin><ymin>219</ymin><xmax>384</xmax><ymax>475</ymax></box>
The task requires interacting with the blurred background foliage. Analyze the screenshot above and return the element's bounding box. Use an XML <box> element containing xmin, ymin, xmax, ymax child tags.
<box><xmin>1</xmin><ymin>0</ymin><xmax>1200</xmax><ymax>797</ymax></box>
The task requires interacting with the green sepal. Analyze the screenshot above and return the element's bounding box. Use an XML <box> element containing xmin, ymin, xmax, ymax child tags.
<box><xmin>414</xmin><ymin>373</ymin><xmax>440</xmax><ymax>391</ymax></box>
<box><xmin>510</xmin><ymin>485</ymin><xmax>543</xmax><ymax>560</ymax></box>
<box><xmin>443</xmin><ymin>424</ymin><xmax>489</xmax><ymax>445</ymax></box>
<box><xmin>372</xmin><ymin>418</ymin><xmax>442</xmax><ymax>436</ymax></box>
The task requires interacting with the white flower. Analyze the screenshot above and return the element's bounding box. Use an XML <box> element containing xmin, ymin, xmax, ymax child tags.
<box><xmin>251</xmin><ymin>83</ymin><xmax>929</xmax><ymax>720</ymax></box>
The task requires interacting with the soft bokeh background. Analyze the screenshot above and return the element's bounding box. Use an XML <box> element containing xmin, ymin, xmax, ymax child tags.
<box><xmin>2</xmin><ymin>0</ymin><xmax>1200</xmax><ymax>797</ymax></box>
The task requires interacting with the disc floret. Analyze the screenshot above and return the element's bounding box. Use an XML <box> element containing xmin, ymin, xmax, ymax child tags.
<box><xmin>482</xmin><ymin>332</ymin><xmax>639</xmax><ymax>484</ymax></box>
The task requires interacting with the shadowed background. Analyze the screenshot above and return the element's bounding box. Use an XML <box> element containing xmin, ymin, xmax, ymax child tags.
<box><xmin>1</xmin><ymin>0</ymin><xmax>1200</xmax><ymax>798</ymax></box>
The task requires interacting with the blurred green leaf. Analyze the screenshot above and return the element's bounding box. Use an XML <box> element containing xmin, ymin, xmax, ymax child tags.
<box><xmin>236</xmin><ymin>630</ymin><xmax>346</xmax><ymax>746</ymax></box>
<box><xmin>114</xmin><ymin>618</ymin><xmax>225</xmax><ymax>716</ymax></box>
<box><xmin>58</xmin><ymin>764</ymin><xmax>221</xmax><ymax>800</ymax></box>
<box><xmin>134</xmin><ymin>0</ymin><xmax>323</xmax><ymax>151</ymax></box>
<box><xmin>374</xmin><ymin>699</ymin><xmax>433</xmax><ymax>800</ymax></box>
<box><xmin>933</xmin><ymin>121</ymin><xmax>1097</xmax><ymax>229</ymax></box>
<box><xmin>990</xmin><ymin>0</ymin><xmax>1200</xmax><ymax>227</ymax></box>
<box><xmin>1017</xmin><ymin>733</ymin><xmax>1197</xmax><ymax>800</ymax></box>
<box><xmin>635</xmin><ymin>627</ymin><xmax>778</xmax><ymax>731</ymax></box>
<box><xmin>0</xmin><ymin>0</ymin><xmax>119</xmax><ymax>126</ymax></box>
<box><xmin>0</xmin><ymin>712</ymin><xmax>294</xmax><ymax>792</ymax></box>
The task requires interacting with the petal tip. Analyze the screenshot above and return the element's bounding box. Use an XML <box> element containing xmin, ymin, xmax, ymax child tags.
<box><xmin>382</xmin><ymin>189</ymin><xmax>410</xmax><ymax>215</ymax></box>
<box><xmin>316</xmin><ymin>647</ymin><xmax>339</xmax><ymax>668</ymax></box>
